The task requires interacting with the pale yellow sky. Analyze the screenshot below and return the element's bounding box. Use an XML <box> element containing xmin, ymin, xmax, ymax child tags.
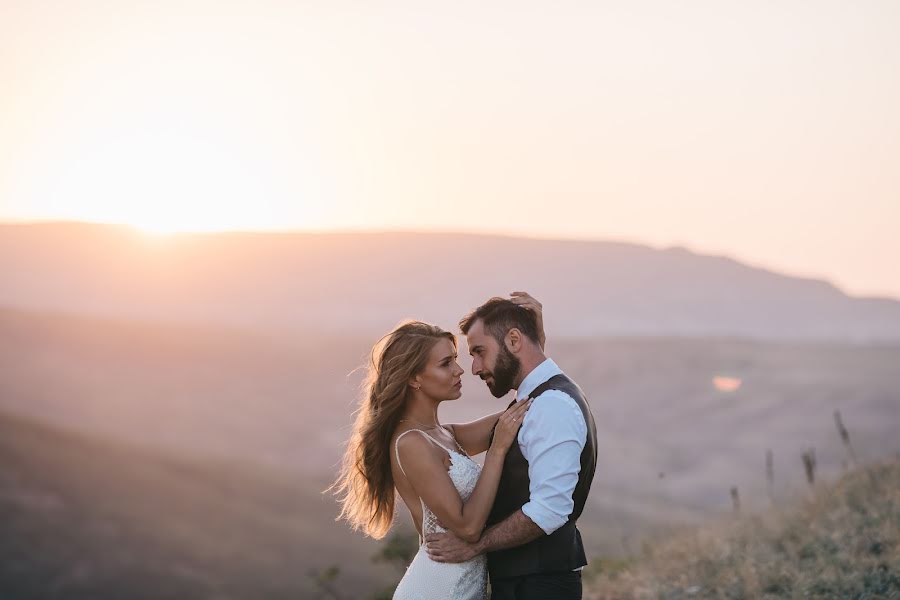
<box><xmin>1</xmin><ymin>0</ymin><xmax>899</xmax><ymax>298</ymax></box>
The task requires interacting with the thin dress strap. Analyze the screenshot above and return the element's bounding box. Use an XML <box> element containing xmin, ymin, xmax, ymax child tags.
<box><xmin>435</xmin><ymin>426</ymin><xmax>469</xmax><ymax>457</ymax></box>
<box><xmin>394</xmin><ymin>429</ymin><xmax>461</xmax><ymax>477</ymax></box>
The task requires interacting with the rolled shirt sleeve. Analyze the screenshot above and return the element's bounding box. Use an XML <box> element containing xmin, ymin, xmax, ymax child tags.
<box><xmin>518</xmin><ymin>390</ymin><xmax>588</xmax><ymax>535</ymax></box>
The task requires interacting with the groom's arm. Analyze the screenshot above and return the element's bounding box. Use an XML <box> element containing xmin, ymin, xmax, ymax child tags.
<box><xmin>474</xmin><ymin>509</ymin><xmax>543</xmax><ymax>553</ymax></box>
<box><xmin>425</xmin><ymin>509</ymin><xmax>542</xmax><ymax>563</ymax></box>
<box><xmin>510</xmin><ymin>389</ymin><xmax>587</xmax><ymax>532</ymax></box>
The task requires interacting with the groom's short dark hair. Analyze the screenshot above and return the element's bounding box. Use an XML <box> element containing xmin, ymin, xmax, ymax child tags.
<box><xmin>459</xmin><ymin>297</ymin><xmax>541</xmax><ymax>345</ymax></box>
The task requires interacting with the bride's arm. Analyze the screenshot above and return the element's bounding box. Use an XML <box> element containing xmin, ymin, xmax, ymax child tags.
<box><xmin>396</xmin><ymin>400</ymin><xmax>531</xmax><ymax>543</ymax></box>
<box><xmin>446</xmin><ymin>412</ymin><xmax>503</xmax><ymax>456</ymax></box>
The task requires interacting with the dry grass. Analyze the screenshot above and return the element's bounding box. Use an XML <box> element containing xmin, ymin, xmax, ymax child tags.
<box><xmin>585</xmin><ymin>460</ymin><xmax>900</xmax><ymax>599</ymax></box>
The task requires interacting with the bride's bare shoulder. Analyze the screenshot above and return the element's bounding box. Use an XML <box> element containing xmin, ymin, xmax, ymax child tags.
<box><xmin>392</xmin><ymin>428</ymin><xmax>449</xmax><ymax>475</ymax></box>
<box><xmin>393</xmin><ymin>428</ymin><xmax>432</xmax><ymax>455</ymax></box>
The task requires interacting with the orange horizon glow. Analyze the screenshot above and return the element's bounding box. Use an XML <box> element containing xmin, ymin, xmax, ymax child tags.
<box><xmin>3</xmin><ymin>215</ymin><xmax>900</xmax><ymax>302</ymax></box>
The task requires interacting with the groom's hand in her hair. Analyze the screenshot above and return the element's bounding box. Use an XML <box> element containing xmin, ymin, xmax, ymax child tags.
<box><xmin>425</xmin><ymin>531</ymin><xmax>479</xmax><ymax>563</ymax></box>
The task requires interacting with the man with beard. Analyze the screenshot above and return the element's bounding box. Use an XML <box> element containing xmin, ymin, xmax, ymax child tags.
<box><xmin>425</xmin><ymin>296</ymin><xmax>598</xmax><ymax>600</ymax></box>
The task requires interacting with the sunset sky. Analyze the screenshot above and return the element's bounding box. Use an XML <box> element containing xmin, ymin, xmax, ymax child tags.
<box><xmin>1</xmin><ymin>0</ymin><xmax>899</xmax><ymax>298</ymax></box>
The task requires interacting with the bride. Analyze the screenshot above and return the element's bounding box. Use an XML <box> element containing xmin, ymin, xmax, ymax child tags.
<box><xmin>330</xmin><ymin>293</ymin><xmax>544</xmax><ymax>599</ymax></box>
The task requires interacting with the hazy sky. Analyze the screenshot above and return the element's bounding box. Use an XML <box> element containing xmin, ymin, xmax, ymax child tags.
<box><xmin>2</xmin><ymin>0</ymin><xmax>899</xmax><ymax>298</ymax></box>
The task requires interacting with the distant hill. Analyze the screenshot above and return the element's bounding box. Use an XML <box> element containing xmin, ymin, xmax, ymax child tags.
<box><xmin>3</xmin><ymin>221</ymin><xmax>900</xmax><ymax>341</ymax></box>
<box><xmin>0</xmin><ymin>407</ymin><xmax>395</xmax><ymax>600</ymax></box>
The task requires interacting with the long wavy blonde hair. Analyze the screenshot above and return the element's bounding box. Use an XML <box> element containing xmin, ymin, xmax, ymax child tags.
<box><xmin>330</xmin><ymin>320</ymin><xmax>456</xmax><ymax>539</ymax></box>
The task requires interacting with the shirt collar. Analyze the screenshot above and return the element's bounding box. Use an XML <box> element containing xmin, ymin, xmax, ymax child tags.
<box><xmin>515</xmin><ymin>358</ymin><xmax>563</xmax><ymax>401</ymax></box>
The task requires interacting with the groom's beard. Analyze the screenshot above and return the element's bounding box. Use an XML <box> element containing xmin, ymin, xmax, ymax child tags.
<box><xmin>484</xmin><ymin>345</ymin><xmax>521</xmax><ymax>398</ymax></box>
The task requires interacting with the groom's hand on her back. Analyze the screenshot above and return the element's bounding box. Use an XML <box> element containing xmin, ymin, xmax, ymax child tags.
<box><xmin>425</xmin><ymin>531</ymin><xmax>479</xmax><ymax>563</ymax></box>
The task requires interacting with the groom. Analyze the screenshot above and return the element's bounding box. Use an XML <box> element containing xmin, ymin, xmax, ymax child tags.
<box><xmin>426</xmin><ymin>296</ymin><xmax>598</xmax><ymax>600</ymax></box>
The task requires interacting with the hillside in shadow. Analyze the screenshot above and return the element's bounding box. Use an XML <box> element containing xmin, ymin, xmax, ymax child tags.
<box><xmin>0</xmin><ymin>408</ymin><xmax>394</xmax><ymax>599</ymax></box>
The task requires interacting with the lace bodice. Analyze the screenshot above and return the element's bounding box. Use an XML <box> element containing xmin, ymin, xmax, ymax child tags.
<box><xmin>392</xmin><ymin>428</ymin><xmax>488</xmax><ymax>599</ymax></box>
<box><xmin>394</xmin><ymin>428</ymin><xmax>482</xmax><ymax>539</ymax></box>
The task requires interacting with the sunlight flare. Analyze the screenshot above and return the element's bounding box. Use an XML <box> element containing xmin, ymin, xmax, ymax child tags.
<box><xmin>712</xmin><ymin>376</ymin><xmax>742</xmax><ymax>393</ymax></box>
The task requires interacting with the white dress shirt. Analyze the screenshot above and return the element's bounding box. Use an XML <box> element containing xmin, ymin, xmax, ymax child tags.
<box><xmin>514</xmin><ymin>358</ymin><xmax>588</xmax><ymax>535</ymax></box>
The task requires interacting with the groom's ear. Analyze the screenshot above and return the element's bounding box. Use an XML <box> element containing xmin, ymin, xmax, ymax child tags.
<box><xmin>505</xmin><ymin>328</ymin><xmax>523</xmax><ymax>353</ymax></box>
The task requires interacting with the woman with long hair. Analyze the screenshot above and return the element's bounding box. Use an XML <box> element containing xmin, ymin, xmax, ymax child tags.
<box><xmin>330</xmin><ymin>293</ymin><xmax>544</xmax><ymax>599</ymax></box>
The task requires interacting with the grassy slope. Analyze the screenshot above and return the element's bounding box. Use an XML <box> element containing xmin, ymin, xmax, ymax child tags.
<box><xmin>585</xmin><ymin>460</ymin><xmax>900</xmax><ymax>599</ymax></box>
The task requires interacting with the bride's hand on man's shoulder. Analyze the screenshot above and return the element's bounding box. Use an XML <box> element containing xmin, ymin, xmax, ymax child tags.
<box><xmin>490</xmin><ymin>399</ymin><xmax>531</xmax><ymax>453</ymax></box>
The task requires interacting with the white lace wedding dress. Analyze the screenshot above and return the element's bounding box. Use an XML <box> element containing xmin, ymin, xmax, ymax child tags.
<box><xmin>392</xmin><ymin>429</ymin><xmax>488</xmax><ymax>600</ymax></box>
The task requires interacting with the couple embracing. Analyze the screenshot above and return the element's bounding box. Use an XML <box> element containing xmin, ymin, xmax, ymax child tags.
<box><xmin>332</xmin><ymin>294</ymin><xmax>598</xmax><ymax>600</ymax></box>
